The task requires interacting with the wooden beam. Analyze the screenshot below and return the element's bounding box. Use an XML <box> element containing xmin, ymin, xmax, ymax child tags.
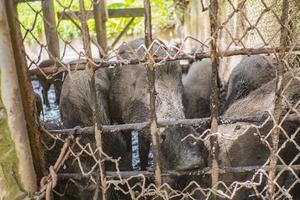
<box><xmin>57</xmin><ymin>8</ymin><xmax>144</xmax><ymax>20</ymax></box>
<box><xmin>16</xmin><ymin>0</ymin><xmax>42</xmax><ymax>3</ymax></box>
<box><xmin>111</xmin><ymin>17</ymin><xmax>135</xmax><ymax>48</ymax></box>
<box><xmin>108</xmin><ymin>8</ymin><xmax>144</xmax><ymax>18</ymax></box>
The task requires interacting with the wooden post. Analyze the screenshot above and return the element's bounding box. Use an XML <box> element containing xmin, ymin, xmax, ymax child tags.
<box><xmin>5</xmin><ymin>0</ymin><xmax>45</xmax><ymax>182</ymax></box>
<box><xmin>0</xmin><ymin>0</ymin><xmax>37</xmax><ymax>198</ymax></box>
<box><xmin>42</xmin><ymin>0</ymin><xmax>60</xmax><ymax>59</ymax></box>
<box><xmin>93</xmin><ymin>0</ymin><xmax>108</xmax><ymax>58</ymax></box>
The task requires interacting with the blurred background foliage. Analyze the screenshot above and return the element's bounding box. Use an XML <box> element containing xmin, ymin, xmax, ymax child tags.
<box><xmin>17</xmin><ymin>0</ymin><xmax>176</xmax><ymax>44</ymax></box>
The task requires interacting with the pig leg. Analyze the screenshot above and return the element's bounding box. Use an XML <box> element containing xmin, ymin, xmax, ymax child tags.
<box><xmin>41</xmin><ymin>81</ymin><xmax>51</xmax><ymax>107</ymax></box>
<box><xmin>124</xmin><ymin>131</ymin><xmax>132</xmax><ymax>161</ymax></box>
<box><xmin>139</xmin><ymin>133</ymin><xmax>150</xmax><ymax>170</ymax></box>
<box><xmin>53</xmin><ymin>73</ymin><xmax>64</xmax><ymax>105</ymax></box>
<box><xmin>121</xmin><ymin>130</ymin><xmax>132</xmax><ymax>169</ymax></box>
<box><xmin>54</xmin><ymin>81</ymin><xmax>62</xmax><ymax>105</ymax></box>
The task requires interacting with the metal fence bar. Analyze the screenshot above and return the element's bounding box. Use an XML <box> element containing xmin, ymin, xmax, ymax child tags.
<box><xmin>143</xmin><ymin>0</ymin><xmax>162</xmax><ymax>187</ymax></box>
<box><xmin>56</xmin><ymin>165</ymin><xmax>300</xmax><ymax>179</ymax></box>
<box><xmin>78</xmin><ymin>0</ymin><xmax>107</xmax><ymax>199</ymax></box>
<box><xmin>28</xmin><ymin>45</ymin><xmax>300</xmax><ymax>76</ymax></box>
<box><xmin>267</xmin><ymin>0</ymin><xmax>290</xmax><ymax>198</ymax></box>
<box><xmin>209</xmin><ymin>0</ymin><xmax>220</xmax><ymax>192</ymax></box>
<box><xmin>49</xmin><ymin>113</ymin><xmax>291</xmax><ymax>135</ymax></box>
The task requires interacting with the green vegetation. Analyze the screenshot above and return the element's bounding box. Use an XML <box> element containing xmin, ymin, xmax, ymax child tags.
<box><xmin>17</xmin><ymin>0</ymin><xmax>175</xmax><ymax>44</ymax></box>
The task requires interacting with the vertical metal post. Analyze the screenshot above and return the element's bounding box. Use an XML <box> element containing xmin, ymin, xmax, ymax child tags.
<box><xmin>209</xmin><ymin>0</ymin><xmax>220</xmax><ymax>193</ymax></box>
<box><xmin>42</xmin><ymin>0</ymin><xmax>60</xmax><ymax>58</ymax></box>
<box><xmin>143</xmin><ymin>0</ymin><xmax>162</xmax><ymax>187</ymax></box>
<box><xmin>267</xmin><ymin>0</ymin><xmax>289</xmax><ymax>198</ymax></box>
<box><xmin>93</xmin><ymin>0</ymin><xmax>108</xmax><ymax>58</ymax></box>
<box><xmin>79</xmin><ymin>0</ymin><xmax>107</xmax><ymax>199</ymax></box>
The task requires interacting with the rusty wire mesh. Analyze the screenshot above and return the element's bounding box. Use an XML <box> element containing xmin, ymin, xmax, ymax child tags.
<box><xmin>10</xmin><ymin>0</ymin><xmax>300</xmax><ymax>199</ymax></box>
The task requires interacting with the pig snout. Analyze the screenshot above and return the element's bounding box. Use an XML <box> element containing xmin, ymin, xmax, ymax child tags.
<box><xmin>159</xmin><ymin>126</ymin><xmax>208</xmax><ymax>171</ymax></box>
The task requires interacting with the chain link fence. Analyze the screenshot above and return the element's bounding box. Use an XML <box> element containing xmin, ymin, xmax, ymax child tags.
<box><xmin>10</xmin><ymin>0</ymin><xmax>300</xmax><ymax>199</ymax></box>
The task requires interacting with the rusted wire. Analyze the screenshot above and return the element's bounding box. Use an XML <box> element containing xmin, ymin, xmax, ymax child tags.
<box><xmin>209</xmin><ymin>0</ymin><xmax>220</xmax><ymax>194</ymax></box>
<box><xmin>267</xmin><ymin>0</ymin><xmax>290</xmax><ymax>198</ymax></box>
<box><xmin>144</xmin><ymin>0</ymin><xmax>162</xmax><ymax>187</ymax></box>
<box><xmin>79</xmin><ymin>0</ymin><xmax>107</xmax><ymax>199</ymax></box>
